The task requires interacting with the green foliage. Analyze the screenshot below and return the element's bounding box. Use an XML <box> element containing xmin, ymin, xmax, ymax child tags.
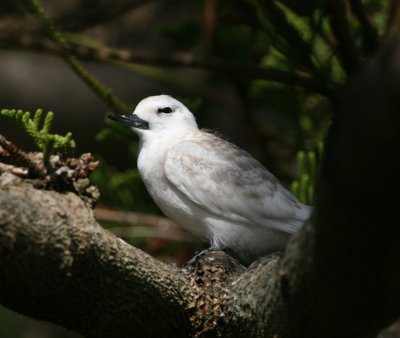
<box><xmin>94</xmin><ymin>116</ymin><xmax>158</xmax><ymax>214</ymax></box>
<box><xmin>0</xmin><ymin>108</ymin><xmax>76</xmax><ymax>161</ymax></box>
<box><xmin>96</xmin><ymin>118</ymin><xmax>136</xmax><ymax>143</ymax></box>
<box><xmin>254</xmin><ymin>0</ymin><xmax>314</xmax><ymax>72</ymax></box>
<box><xmin>290</xmin><ymin>141</ymin><xmax>324</xmax><ymax>205</ymax></box>
<box><xmin>364</xmin><ymin>0</ymin><xmax>390</xmax><ymax>34</ymax></box>
<box><xmin>91</xmin><ymin>159</ymin><xmax>159</xmax><ymax>214</ymax></box>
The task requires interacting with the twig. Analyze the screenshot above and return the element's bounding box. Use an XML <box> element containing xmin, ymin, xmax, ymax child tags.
<box><xmin>110</xmin><ymin>226</ymin><xmax>197</xmax><ymax>242</ymax></box>
<box><xmin>0</xmin><ymin>16</ymin><xmax>45</xmax><ymax>39</ymax></box>
<box><xmin>0</xmin><ymin>34</ymin><xmax>333</xmax><ymax>98</ymax></box>
<box><xmin>326</xmin><ymin>0</ymin><xmax>361</xmax><ymax>73</ymax></box>
<box><xmin>349</xmin><ymin>0</ymin><xmax>379</xmax><ymax>54</ymax></box>
<box><xmin>388</xmin><ymin>0</ymin><xmax>400</xmax><ymax>33</ymax></box>
<box><xmin>117</xmin><ymin>56</ymin><xmax>331</xmax><ymax>95</ymax></box>
<box><xmin>95</xmin><ymin>207</ymin><xmax>177</xmax><ymax>229</ymax></box>
<box><xmin>95</xmin><ymin>207</ymin><xmax>197</xmax><ymax>242</ymax></box>
<box><xmin>0</xmin><ymin>134</ymin><xmax>44</xmax><ymax>177</ymax></box>
<box><xmin>21</xmin><ymin>0</ymin><xmax>129</xmax><ymax>114</ymax></box>
<box><xmin>54</xmin><ymin>0</ymin><xmax>150</xmax><ymax>32</ymax></box>
<box><xmin>198</xmin><ymin>0</ymin><xmax>217</xmax><ymax>53</ymax></box>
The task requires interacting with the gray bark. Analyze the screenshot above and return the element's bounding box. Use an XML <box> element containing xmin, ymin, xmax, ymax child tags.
<box><xmin>1</xmin><ymin>18</ymin><xmax>400</xmax><ymax>338</ymax></box>
<box><xmin>0</xmin><ymin>173</ymin><xmax>192</xmax><ymax>337</ymax></box>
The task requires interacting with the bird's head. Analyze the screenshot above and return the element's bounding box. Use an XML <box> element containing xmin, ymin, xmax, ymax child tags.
<box><xmin>108</xmin><ymin>95</ymin><xmax>198</xmax><ymax>137</ymax></box>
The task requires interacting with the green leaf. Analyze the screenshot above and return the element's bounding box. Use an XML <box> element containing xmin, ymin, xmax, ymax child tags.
<box><xmin>0</xmin><ymin>108</ymin><xmax>76</xmax><ymax>162</ymax></box>
<box><xmin>291</xmin><ymin>143</ymin><xmax>324</xmax><ymax>205</ymax></box>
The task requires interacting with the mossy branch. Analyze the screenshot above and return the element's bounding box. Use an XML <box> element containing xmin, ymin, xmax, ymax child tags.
<box><xmin>21</xmin><ymin>0</ymin><xmax>129</xmax><ymax>114</ymax></box>
<box><xmin>0</xmin><ymin>108</ymin><xmax>75</xmax><ymax>162</ymax></box>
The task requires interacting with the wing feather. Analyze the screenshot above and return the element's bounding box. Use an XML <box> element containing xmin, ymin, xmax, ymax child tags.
<box><xmin>164</xmin><ymin>132</ymin><xmax>310</xmax><ymax>234</ymax></box>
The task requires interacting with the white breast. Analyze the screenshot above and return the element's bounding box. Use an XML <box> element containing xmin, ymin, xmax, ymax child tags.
<box><xmin>137</xmin><ymin>131</ymin><xmax>212</xmax><ymax>240</ymax></box>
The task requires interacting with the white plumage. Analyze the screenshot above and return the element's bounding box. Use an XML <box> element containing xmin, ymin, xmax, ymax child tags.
<box><xmin>109</xmin><ymin>95</ymin><xmax>312</xmax><ymax>263</ymax></box>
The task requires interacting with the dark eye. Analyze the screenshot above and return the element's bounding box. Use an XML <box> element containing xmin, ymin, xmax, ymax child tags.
<box><xmin>157</xmin><ymin>107</ymin><xmax>173</xmax><ymax>114</ymax></box>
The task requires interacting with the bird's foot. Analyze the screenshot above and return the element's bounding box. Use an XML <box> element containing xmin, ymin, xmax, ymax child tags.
<box><xmin>182</xmin><ymin>246</ymin><xmax>220</xmax><ymax>270</ymax></box>
<box><xmin>181</xmin><ymin>247</ymin><xmax>246</xmax><ymax>276</ymax></box>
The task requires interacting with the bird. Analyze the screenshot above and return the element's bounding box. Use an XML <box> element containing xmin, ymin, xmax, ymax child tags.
<box><xmin>109</xmin><ymin>95</ymin><xmax>312</xmax><ymax>264</ymax></box>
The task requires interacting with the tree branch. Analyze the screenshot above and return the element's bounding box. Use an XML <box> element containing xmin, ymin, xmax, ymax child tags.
<box><xmin>0</xmin><ymin>134</ymin><xmax>44</xmax><ymax>177</ymax></box>
<box><xmin>53</xmin><ymin>0</ymin><xmax>151</xmax><ymax>32</ymax></box>
<box><xmin>388</xmin><ymin>0</ymin><xmax>400</xmax><ymax>33</ymax></box>
<box><xmin>0</xmin><ymin>173</ymin><xmax>193</xmax><ymax>337</ymax></box>
<box><xmin>0</xmin><ymin>34</ymin><xmax>333</xmax><ymax>98</ymax></box>
<box><xmin>95</xmin><ymin>207</ymin><xmax>178</xmax><ymax>229</ymax></box>
<box><xmin>20</xmin><ymin>0</ymin><xmax>129</xmax><ymax>114</ymax></box>
<box><xmin>95</xmin><ymin>207</ymin><xmax>197</xmax><ymax>242</ymax></box>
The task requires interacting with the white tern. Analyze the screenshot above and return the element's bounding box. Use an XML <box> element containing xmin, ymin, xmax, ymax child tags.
<box><xmin>109</xmin><ymin>95</ymin><xmax>312</xmax><ymax>263</ymax></box>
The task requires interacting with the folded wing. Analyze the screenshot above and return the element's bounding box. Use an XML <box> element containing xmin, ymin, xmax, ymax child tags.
<box><xmin>164</xmin><ymin>132</ymin><xmax>311</xmax><ymax>234</ymax></box>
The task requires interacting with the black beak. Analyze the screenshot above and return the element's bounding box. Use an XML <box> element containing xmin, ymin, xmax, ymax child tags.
<box><xmin>108</xmin><ymin>114</ymin><xmax>149</xmax><ymax>130</ymax></box>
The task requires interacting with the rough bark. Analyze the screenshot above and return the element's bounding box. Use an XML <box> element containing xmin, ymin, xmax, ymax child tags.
<box><xmin>1</xmin><ymin>18</ymin><xmax>400</xmax><ymax>338</ymax></box>
<box><xmin>0</xmin><ymin>173</ymin><xmax>192</xmax><ymax>338</ymax></box>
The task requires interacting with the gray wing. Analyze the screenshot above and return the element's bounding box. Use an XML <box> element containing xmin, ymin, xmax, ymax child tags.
<box><xmin>164</xmin><ymin>132</ymin><xmax>311</xmax><ymax>234</ymax></box>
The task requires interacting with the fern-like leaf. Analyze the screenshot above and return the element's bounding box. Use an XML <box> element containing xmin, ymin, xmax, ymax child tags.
<box><xmin>290</xmin><ymin>141</ymin><xmax>324</xmax><ymax>205</ymax></box>
<box><xmin>0</xmin><ymin>108</ymin><xmax>76</xmax><ymax>162</ymax></box>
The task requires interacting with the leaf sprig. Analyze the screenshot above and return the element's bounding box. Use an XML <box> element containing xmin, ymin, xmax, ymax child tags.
<box><xmin>0</xmin><ymin>108</ymin><xmax>75</xmax><ymax>161</ymax></box>
<box><xmin>290</xmin><ymin>141</ymin><xmax>324</xmax><ymax>205</ymax></box>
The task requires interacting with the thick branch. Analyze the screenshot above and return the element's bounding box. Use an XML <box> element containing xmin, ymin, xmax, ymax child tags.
<box><xmin>0</xmin><ymin>173</ymin><xmax>193</xmax><ymax>337</ymax></box>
